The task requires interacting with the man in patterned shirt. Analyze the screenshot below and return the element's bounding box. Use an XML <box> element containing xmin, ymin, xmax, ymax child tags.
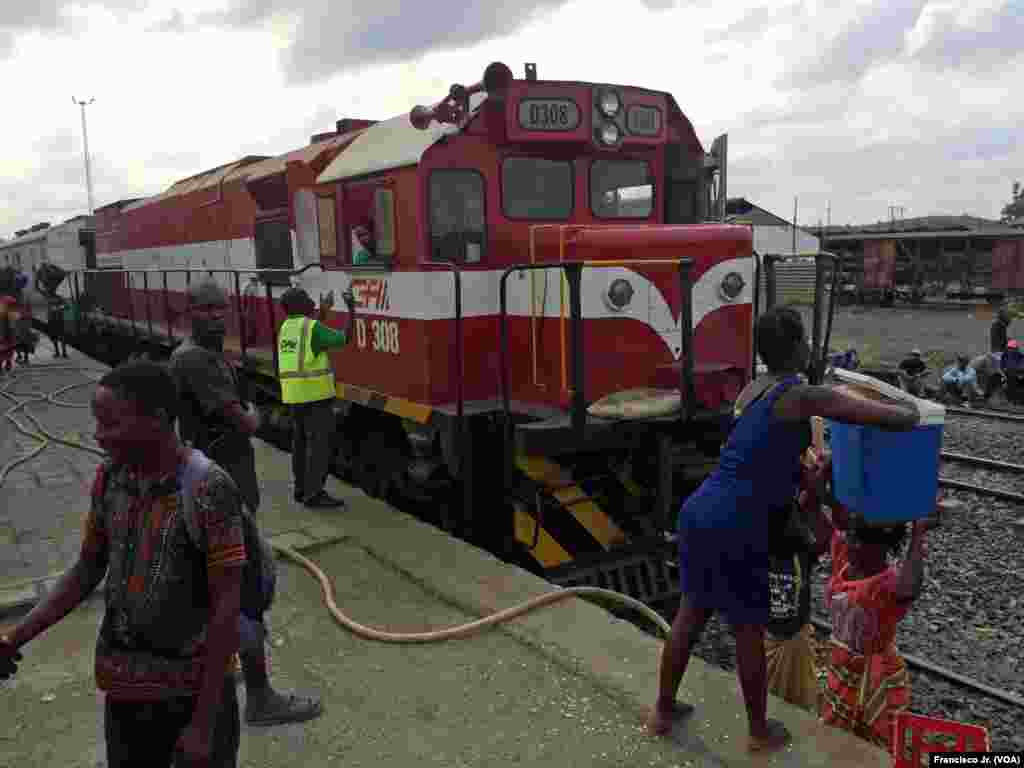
<box><xmin>0</xmin><ymin>360</ymin><xmax>245</xmax><ymax>766</ymax></box>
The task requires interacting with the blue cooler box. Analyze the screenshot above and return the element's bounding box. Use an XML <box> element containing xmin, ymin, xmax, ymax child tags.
<box><xmin>826</xmin><ymin>369</ymin><xmax>945</xmax><ymax>523</ymax></box>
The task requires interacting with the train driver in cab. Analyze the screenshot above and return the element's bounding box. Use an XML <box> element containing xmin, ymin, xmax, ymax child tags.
<box><xmin>351</xmin><ymin>220</ymin><xmax>375</xmax><ymax>266</ymax></box>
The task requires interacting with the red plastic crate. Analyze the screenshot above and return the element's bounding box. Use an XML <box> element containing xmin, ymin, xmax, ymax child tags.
<box><xmin>892</xmin><ymin>713</ymin><xmax>991</xmax><ymax>767</ymax></box>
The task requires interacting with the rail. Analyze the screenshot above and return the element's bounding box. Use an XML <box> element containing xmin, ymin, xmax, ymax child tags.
<box><xmin>498</xmin><ymin>258</ymin><xmax>695</xmax><ymax>480</ymax></box>
<box><xmin>809</xmin><ymin>616</ymin><xmax>1024</xmax><ymax>711</ymax></box>
<box><xmin>946</xmin><ymin>406</ymin><xmax>1024</xmax><ymax>424</ymax></box>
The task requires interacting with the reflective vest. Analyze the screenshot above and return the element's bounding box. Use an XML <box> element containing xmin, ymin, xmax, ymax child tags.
<box><xmin>277</xmin><ymin>316</ymin><xmax>335</xmax><ymax>404</ymax></box>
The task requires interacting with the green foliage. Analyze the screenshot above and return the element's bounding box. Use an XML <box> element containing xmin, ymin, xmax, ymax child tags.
<box><xmin>1001</xmin><ymin>180</ymin><xmax>1024</xmax><ymax>222</ymax></box>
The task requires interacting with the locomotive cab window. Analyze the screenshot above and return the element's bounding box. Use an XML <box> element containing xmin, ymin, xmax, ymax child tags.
<box><xmin>343</xmin><ymin>182</ymin><xmax>396</xmax><ymax>268</ymax></box>
<box><xmin>316</xmin><ymin>195</ymin><xmax>337</xmax><ymax>263</ymax></box>
<box><xmin>429</xmin><ymin>170</ymin><xmax>486</xmax><ymax>264</ymax></box>
<box><xmin>254</xmin><ymin>217</ymin><xmax>294</xmax><ymax>285</ymax></box>
<box><xmin>591</xmin><ymin>159</ymin><xmax>653</xmax><ymax>219</ymax></box>
<box><xmin>501</xmin><ymin>157</ymin><xmax>573</xmax><ymax>220</ymax></box>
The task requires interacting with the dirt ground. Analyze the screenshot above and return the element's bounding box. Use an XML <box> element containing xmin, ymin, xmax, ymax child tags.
<box><xmin>799</xmin><ymin>304</ymin><xmax>1016</xmax><ymax>375</ymax></box>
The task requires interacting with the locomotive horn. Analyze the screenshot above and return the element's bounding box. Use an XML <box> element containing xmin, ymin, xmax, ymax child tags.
<box><xmin>409</xmin><ymin>61</ymin><xmax>514</xmax><ymax>130</ymax></box>
<box><xmin>482</xmin><ymin>61</ymin><xmax>513</xmax><ymax>93</ymax></box>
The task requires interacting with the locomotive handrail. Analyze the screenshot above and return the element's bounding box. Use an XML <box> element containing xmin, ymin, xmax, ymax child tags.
<box><xmin>751</xmin><ymin>250</ymin><xmax>762</xmax><ymax>381</ymax></box>
<box><xmin>61</xmin><ymin>262</ymin><xmax>336</xmax><ymax>374</ymax></box>
<box><xmin>498</xmin><ymin>258</ymin><xmax>695</xmax><ymax>484</ymax></box>
<box><xmin>759</xmin><ymin>251</ymin><xmax>839</xmax><ymax>386</ymax></box>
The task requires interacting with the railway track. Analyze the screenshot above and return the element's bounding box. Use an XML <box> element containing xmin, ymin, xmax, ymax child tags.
<box><xmin>939</xmin><ymin>451</ymin><xmax>1024</xmax><ymax>504</ymax></box>
<box><xmin>808</xmin><ymin>616</ymin><xmax>1024</xmax><ymax>711</ymax></box>
<box><xmin>947</xmin><ymin>405</ymin><xmax>1024</xmax><ymax>423</ymax></box>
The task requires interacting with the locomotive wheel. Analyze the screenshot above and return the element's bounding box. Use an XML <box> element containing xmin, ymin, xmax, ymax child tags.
<box><xmin>355</xmin><ymin>429</ymin><xmax>408</xmax><ymax>502</ymax></box>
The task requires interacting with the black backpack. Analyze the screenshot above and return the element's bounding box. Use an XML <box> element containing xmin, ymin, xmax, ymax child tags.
<box><xmin>180</xmin><ymin>450</ymin><xmax>276</xmax><ymax>621</ymax></box>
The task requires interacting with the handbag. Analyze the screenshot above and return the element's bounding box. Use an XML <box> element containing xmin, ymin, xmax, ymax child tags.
<box><xmin>768</xmin><ymin>553</ymin><xmax>802</xmax><ymax>622</ymax></box>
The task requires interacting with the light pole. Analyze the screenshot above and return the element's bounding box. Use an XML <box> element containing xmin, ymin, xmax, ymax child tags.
<box><xmin>72</xmin><ymin>97</ymin><xmax>95</xmax><ymax>214</ymax></box>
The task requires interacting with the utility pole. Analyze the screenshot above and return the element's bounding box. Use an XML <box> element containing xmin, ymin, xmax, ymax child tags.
<box><xmin>73</xmin><ymin>97</ymin><xmax>96</xmax><ymax>214</ymax></box>
<box><xmin>792</xmin><ymin>196</ymin><xmax>798</xmax><ymax>253</ymax></box>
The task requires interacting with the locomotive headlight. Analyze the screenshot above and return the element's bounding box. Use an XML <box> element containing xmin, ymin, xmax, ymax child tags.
<box><xmin>598</xmin><ymin>89</ymin><xmax>621</xmax><ymax>118</ymax></box>
<box><xmin>599</xmin><ymin>122</ymin><xmax>620</xmax><ymax>146</ymax></box>
<box><xmin>719</xmin><ymin>271</ymin><xmax>745</xmax><ymax>301</ymax></box>
<box><xmin>605</xmin><ymin>278</ymin><xmax>634</xmax><ymax>311</ymax></box>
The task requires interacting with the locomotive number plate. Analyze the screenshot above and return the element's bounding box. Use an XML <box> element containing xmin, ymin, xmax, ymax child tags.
<box><xmin>626</xmin><ymin>105</ymin><xmax>661</xmax><ymax>136</ymax></box>
<box><xmin>518</xmin><ymin>99</ymin><xmax>580</xmax><ymax>131</ymax></box>
<box><xmin>354</xmin><ymin>318</ymin><xmax>400</xmax><ymax>355</ymax></box>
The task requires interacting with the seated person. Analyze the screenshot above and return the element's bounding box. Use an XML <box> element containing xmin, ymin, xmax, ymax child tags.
<box><xmin>1002</xmin><ymin>340</ymin><xmax>1024</xmax><ymax>404</ymax></box>
<box><xmin>1003</xmin><ymin>339</ymin><xmax>1024</xmax><ymax>372</ymax></box>
<box><xmin>897</xmin><ymin>349</ymin><xmax>928</xmax><ymax>396</ymax></box>
<box><xmin>942</xmin><ymin>355</ymin><xmax>978</xmax><ymax>402</ymax></box>
<box><xmin>828</xmin><ymin>348</ymin><xmax>859</xmax><ymax>372</ymax></box>
<box><xmin>969</xmin><ymin>352</ymin><xmax>1003</xmax><ymax>401</ymax></box>
<box><xmin>351</xmin><ymin>221</ymin><xmax>375</xmax><ymax>265</ymax></box>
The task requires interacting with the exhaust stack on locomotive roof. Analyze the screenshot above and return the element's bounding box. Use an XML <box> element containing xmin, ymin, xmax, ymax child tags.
<box><xmin>409</xmin><ymin>61</ymin><xmax>514</xmax><ymax>130</ymax></box>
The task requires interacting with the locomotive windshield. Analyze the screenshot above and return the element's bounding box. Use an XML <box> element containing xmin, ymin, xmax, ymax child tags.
<box><xmin>501</xmin><ymin>157</ymin><xmax>573</xmax><ymax>220</ymax></box>
<box><xmin>590</xmin><ymin>159</ymin><xmax>653</xmax><ymax>219</ymax></box>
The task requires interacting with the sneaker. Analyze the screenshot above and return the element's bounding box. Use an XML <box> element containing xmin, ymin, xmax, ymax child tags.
<box><xmin>302</xmin><ymin>491</ymin><xmax>346</xmax><ymax>509</ymax></box>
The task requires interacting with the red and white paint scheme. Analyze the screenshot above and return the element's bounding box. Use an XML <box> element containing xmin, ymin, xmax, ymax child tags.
<box><xmin>72</xmin><ymin>62</ymin><xmax>749</xmax><ymax>420</ymax></box>
<box><xmin>36</xmin><ymin>61</ymin><xmax>768</xmax><ymax>578</ymax></box>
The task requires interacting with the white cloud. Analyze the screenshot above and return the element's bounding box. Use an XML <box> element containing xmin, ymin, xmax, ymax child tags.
<box><xmin>1</xmin><ymin>0</ymin><xmax>1021</xmax><ymax>237</ymax></box>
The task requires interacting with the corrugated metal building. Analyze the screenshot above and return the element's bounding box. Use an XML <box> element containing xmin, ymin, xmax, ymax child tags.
<box><xmin>725</xmin><ymin>198</ymin><xmax>820</xmax><ymax>256</ymax></box>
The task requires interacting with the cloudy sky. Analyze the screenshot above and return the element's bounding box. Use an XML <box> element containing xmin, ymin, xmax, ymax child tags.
<box><xmin>2</xmin><ymin>0</ymin><xmax>1022</xmax><ymax>239</ymax></box>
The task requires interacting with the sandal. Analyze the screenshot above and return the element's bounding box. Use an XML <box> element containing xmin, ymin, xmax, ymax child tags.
<box><xmin>245</xmin><ymin>692</ymin><xmax>323</xmax><ymax>726</ymax></box>
<box><xmin>748</xmin><ymin>718</ymin><xmax>791</xmax><ymax>753</ymax></box>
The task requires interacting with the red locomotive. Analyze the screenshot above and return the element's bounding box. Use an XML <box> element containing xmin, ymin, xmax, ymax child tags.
<box><xmin>35</xmin><ymin>62</ymin><xmax>824</xmax><ymax>599</ymax></box>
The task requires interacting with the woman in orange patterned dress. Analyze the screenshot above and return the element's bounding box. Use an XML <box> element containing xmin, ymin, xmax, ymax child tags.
<box><xmin>820</xmin><ymin>514</ymin><xmax>931</xmax><ymax>750</ymax></box>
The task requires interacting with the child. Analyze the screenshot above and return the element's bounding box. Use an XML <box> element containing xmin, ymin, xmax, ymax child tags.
<box><xmin>13</xmin><ymin>301</ymin><xmax>36</xmax><ymax>364</ymax></box>
<box><xmin>820</xmin><ymin>514</ymin><xmax>931</xmax><ymax>750</ymax></box>
<box><xmin>764</xmin><ymin>450</ymin><xmax>835</xmax><ymax>712</ymax></box>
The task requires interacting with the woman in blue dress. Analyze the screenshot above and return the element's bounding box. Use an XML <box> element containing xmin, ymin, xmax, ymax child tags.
<box><xmin>648</xmin><ymin>306</ymin><xmax>920</xmax><ymax>752</ymax></box>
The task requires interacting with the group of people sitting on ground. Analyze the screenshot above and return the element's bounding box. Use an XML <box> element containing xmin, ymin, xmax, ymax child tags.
<box><xmin>649</xmin><ymin>306</ymin><xmax>933</xmax><ymax>757</ymax></box>
<box><xmin>893</xmin><ymin>306</ymin><xmax>1023</xmax><ymax>406</ymax></box>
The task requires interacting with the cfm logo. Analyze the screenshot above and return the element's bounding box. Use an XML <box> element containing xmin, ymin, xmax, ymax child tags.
<box><xmin>279</xmin><ymin>338</ymin><xmax>299</xmax><ymax>353</ymax></box>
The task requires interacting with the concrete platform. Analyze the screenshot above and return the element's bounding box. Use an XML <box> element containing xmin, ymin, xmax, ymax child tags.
<box><xmin>0</xmin><ymin>348</ymin><xmax>109</xmax><ymax>616</ymax></box>
<box><xmin>2</xmin><ymin>401</ymin><xmax>890</xmax><ymax>768</ymax></box>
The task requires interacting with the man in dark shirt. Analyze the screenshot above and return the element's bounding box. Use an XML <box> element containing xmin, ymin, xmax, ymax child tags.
<box><xmin>170</xmin><ymin>279</ymin><xmax>322</xmax><ymax>727</ymax></box>
<box><xmin>897</xmin><ymin>349</ymin><xmax>928</xmax><ymax>396</ymax></box>
<box><xmin>0</xmin><ymin>360</ymin><xmax>244</xmax><ymax>766</ymax></box>
<box><xmin>991</xmin><ymin>307</ymin><xmax>1011</xmax><ymax>356</ymax></box>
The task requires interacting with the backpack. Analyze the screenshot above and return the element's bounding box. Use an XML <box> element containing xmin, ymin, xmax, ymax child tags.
<box><xmin>180</xmin><ymin>450</ymin><xmax>276</xmax><ymax>621</ymax></box>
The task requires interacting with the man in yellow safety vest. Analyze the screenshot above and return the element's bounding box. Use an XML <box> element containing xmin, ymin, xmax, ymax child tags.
<box><xmin>277</xmin><ymin>285</ymin><xmax>356</xmax><ymax>508</ymax></box>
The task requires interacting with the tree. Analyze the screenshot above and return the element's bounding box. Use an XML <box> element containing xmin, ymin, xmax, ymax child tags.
<box><xmin>1002</xmin><ymin>181</ymin><xmax>1024</xmax><ymax>222</ymax></box>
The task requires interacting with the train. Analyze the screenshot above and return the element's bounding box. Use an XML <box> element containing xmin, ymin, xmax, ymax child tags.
<box><xmin>10</xmin><ymin>61</ymin><xmax>836</xmax><ymax>604</ymax></box>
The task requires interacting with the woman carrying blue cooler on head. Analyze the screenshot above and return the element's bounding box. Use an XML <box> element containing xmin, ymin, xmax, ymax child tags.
<box><xmin>648</xmin><ymin>306</ymin><xmax>920</xmax><ymax>754</ymax></box>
